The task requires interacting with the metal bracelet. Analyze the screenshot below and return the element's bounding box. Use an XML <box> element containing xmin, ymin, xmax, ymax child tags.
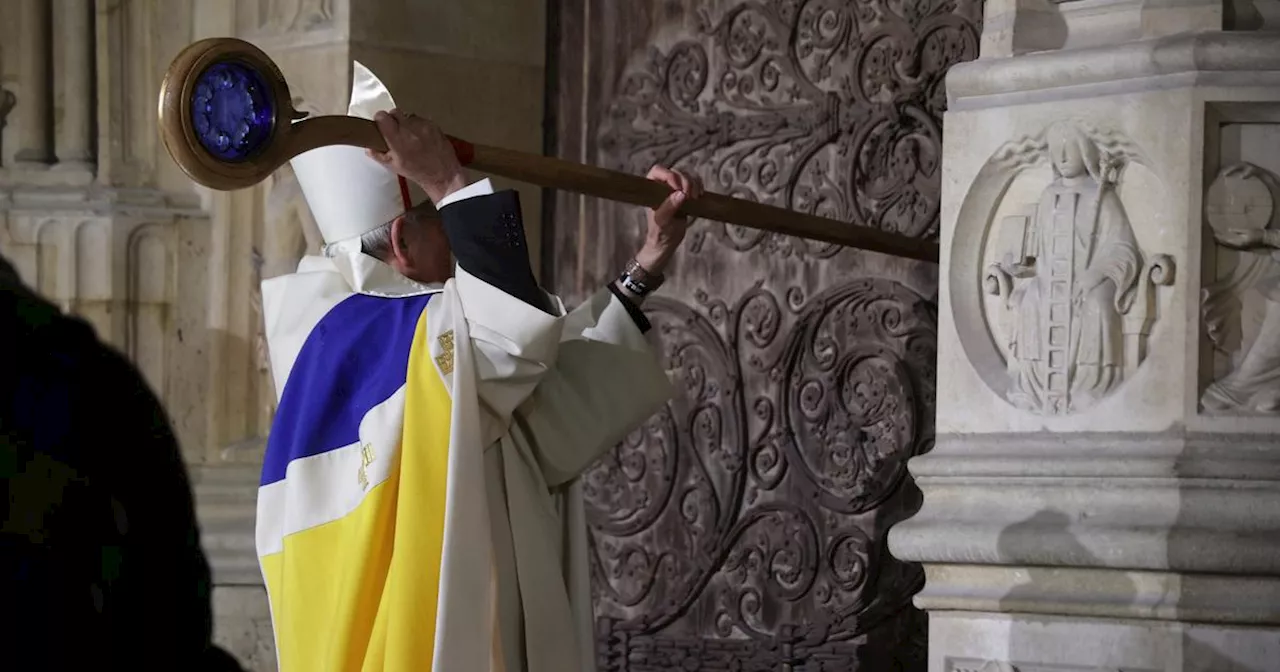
<box><xmin>623</xmin><ymin>258</ymin><xmax>664</xmax><ymax>292</ymax></box>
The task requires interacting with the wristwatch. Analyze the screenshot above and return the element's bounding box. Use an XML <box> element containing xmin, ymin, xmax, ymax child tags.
<box><xmin>618</xmin><ymin>258</ymin><xmax>665</xmax><ymax>297</ymax></box>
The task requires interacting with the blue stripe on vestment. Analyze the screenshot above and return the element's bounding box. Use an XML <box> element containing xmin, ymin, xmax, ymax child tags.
<box><xmin>261</xmin><ymin>292</ymin><xmax>433</xmax><ymax>486</ymax></box>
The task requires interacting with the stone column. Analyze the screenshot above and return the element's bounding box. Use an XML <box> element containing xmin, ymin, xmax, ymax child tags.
<box><xmin>13</xmin><ymin>0</ymin><xmax>51</xmax><ymax>166</ymax></box>
<box><xmin>887</xmin><ymin>2</ymin><xmax>1280</xmax><ymax>671</ymax></box>
<box><xmin>53</xmin><ymin>0</ymin><xmax>94</xmax><ymax>170</ymax></box>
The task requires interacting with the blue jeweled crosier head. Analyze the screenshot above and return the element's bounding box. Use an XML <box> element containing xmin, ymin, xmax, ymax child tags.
<box><xmin>190</xmin><ymin>60</ymin><xmax>275</xmax><ymax>162</ymax></box>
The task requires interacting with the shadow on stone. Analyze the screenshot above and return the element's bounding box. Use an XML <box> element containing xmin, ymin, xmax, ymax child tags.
<box><xmin>998</xmin><ymin>508</ymin><xmax>1136</xmax><ymax>617</ymax></box>
<box><xmin>994</xmin><ymin>506</ymin><xmax>1273</xmax><ymax>671</ymax></box>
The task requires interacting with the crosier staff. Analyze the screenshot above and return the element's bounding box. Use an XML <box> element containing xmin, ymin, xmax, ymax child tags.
<box><xmin>158</xmin><ymin>37</ymin><xmax>938</xmax><ymax>264</ymax></box>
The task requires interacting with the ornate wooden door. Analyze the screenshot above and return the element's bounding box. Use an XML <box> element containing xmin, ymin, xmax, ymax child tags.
<box><xmin>545</xmin><ymin>1</ymin><xmax>980</xmax><ymax>669</ymax></box>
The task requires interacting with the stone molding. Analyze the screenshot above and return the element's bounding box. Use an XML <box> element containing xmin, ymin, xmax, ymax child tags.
<box><xmin>947</xmin><ymin>32</ymin><xmax>1280</xmax><ymax>109</ymax></box>
<box><xmin>916</xmin><ymin>564</ymin><xmax>1280</xmax><ymax>626</ymax></box>
<box><xmin>947</xmin><ymin>657</ymin><xmax>1160</xmax><ymax>672</ymax></box>
<box><xmin>191</xmin><ymin>464</ymin><xmax>263</xmax><ymax>587</ymax></box>
<box><xmin>889</xmin><ymin>432</ymin><xmax>1280</xmax><ymax>625</ymax></box>
<box><xmin>891</xmin><ymin>478</ymin><xmax>1280</xmax><ymax>576</ymax></box>
<box><xmin>906</xmin><ymin>431</ymin><xmax>1280</xmax><ymax>480</ymax></box>
<box><xmin>1</xmin><ymin>183</ymin><xmax>206</xmax><ymax>215</ymax></box>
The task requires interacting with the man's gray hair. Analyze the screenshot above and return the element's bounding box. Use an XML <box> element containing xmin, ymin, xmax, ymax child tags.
<box><xmin>359</xmin><ymin>200</ymin><xmax>441</xmax><ymax>261</ymax></box>
<box><xmin>359</xmin><ymin>221</ymin><xmax>395</xmax><ymax>260</ymax></box>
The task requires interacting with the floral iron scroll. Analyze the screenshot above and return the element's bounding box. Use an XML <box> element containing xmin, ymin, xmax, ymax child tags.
<box><xmin>582</xmin><ymin>279</ymin><xmax>938</xmax><ymax>669</ymax></box>
<box><xmin>573</xmin><ymin>0</ymin><xmax>978</xmax><ymax>667</ymax></box>
<box><xmin>599</xmin><ymin>0</ymin><xmax>980</xmax><ymax>256</ymax></box>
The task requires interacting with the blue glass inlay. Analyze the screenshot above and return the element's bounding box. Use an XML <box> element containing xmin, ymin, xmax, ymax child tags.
<box><xmin>189</xmin><ymin>61</ymin><xmax>275</xmax><ymax>162</ymax></box>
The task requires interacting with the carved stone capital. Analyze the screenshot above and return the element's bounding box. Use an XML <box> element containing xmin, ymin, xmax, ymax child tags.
<box><xmin>952</xmin><ymin>32</ymin><xmax>1280</xmax><ymax>111</ymax></box>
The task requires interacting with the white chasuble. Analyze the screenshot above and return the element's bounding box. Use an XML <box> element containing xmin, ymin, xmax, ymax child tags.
<box><xmin>258</xmin><ymin>253</ymin><xmax>673</xmax><ymax>672</ymax></box>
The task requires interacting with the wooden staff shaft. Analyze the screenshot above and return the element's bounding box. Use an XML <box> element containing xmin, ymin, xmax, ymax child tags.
<box><xmin>344</xmin><ymin>117</ymin><xmax>939</xmax><ymax>263</ymax></box>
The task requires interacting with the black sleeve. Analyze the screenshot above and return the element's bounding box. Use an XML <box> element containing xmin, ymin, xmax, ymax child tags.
<box><xmin>439</xmin><ymin>189</ymin><xmax>551</xmax><ymax>314</ymax></box>
<box><xmin>437</xmin><ymin>189</ymin><xmax>654</xmax><ymax>334</ymax></box>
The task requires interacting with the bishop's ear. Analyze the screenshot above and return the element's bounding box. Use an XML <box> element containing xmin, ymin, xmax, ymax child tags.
<box><xmin>388</xmin><ymin>214</ymin><xmax>416</xmax><ymax>272</ymax></box>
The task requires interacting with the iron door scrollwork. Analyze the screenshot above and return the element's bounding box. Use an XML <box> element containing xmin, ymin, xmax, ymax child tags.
<box><xmin>551</xmin><ymin>0</ymin><xmax>980</xmax><ymax>669</ymax></box>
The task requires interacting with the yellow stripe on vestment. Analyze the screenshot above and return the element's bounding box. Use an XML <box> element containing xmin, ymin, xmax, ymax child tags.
<box><xmin>366</xmin><ymin>306</ymin><xmax>452</xmax><ymax>670</ymax></box>
<box><xmin>260</xmin><ymin>307</ymin><xmax>452</xmax><ymax>671</ymax></box>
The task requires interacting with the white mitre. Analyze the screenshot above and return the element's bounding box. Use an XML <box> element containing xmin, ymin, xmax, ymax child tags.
<box><xmin>289</xmin><ymin>62</ymin><xmax>426</xmax><ymax>251</ymax></box>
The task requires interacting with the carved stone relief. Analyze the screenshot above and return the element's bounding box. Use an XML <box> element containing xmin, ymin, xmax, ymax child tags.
<box><xmin>553</xmin><ymin>0</ymin><xmax>981</xmax><ymax>668</ymax></box>
<box><xmin>284</xmin><ymin>0</ymin><xmax>334</xmax><ymax>31</ymax></box>
<box><xmin>1201</xmin><ymin>162</ymin><xmax>1280</xmax><ymax>414</ymax></box>
<box><xmin>969</xmin><ymin>120</ymin><xmax>1175</xmax><ymax>415</ymax></box>
<box><xmin>243</xmin><ymin>0</ymin><xmax>335</xmax><ymax>33</ymax></box>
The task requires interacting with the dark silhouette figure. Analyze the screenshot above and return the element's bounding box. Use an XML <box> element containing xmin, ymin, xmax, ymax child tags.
<box><xmin>0</xmin><ymin>254</ymin><xmax>244</xmax><ymax>671</ymax></box>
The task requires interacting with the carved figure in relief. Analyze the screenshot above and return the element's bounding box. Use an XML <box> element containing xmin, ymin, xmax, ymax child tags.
<box><xmin>991</xmin><ymin>122</ymin><xmax>1145</xmax><ymax>415</ymax></box>
<box><xmin>260</xmin><ymin>0</ymin><xmax>333</xmax><ymax>31</ymax></box>
<box><xmin>1202</xmin><ymin>163</ymin><xmax>1280</xmax><ymax>413</ymax></box>
<box><xmin>286</xmin><ymin>0</ymin><xmax>333</xmax><ymax>31</ymax></box>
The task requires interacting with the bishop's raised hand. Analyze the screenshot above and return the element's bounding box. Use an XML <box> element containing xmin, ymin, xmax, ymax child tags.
<box><xmin>634</xmin><ymin>165</ymin><xmax>704</xmax><ymax>277</ymax></box>
<box><xmin>368</xmin><ymin>109</ymin><xmax>467</xmax><ymax>205</ymax></box>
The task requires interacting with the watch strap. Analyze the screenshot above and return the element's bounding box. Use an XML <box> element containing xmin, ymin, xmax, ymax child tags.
<box><xmin>622</xmin><ymin>258</ymin><xmax>665</xmax><ymax>294</ymax></box>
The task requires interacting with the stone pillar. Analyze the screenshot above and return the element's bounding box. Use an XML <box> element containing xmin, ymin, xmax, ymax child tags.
<box><xmin>53</xmin><ymin>0</ymin><xmax>95</xmax><ymax>170</ymax></box>
<box><xmin>13</xmin><ymin>0</ymin><xmax>51</xmax><ymax>166</ymax></box>
<box><xmin>887</xmin><ymin>2</ymin><xmax>1280</xmax><ymax>671</ymax></box>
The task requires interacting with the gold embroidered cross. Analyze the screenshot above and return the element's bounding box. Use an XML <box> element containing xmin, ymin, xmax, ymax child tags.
<box><xmin>357</xmin><ymin>443</ymin><xmax>375</xmax><ymax>490</ymax></box>
<box><xmin>435</xmin><ymin>329</ymin><xmax>455</xmax><ymax>375</ymax></box>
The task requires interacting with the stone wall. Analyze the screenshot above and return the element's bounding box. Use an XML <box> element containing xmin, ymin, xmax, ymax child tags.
<box><xmin>0</xmin><ymin>2</ymin><xmax>546</xmax><ymax>669</ymax></box>
<box><xmin>887</xmin><ymin>2</ymin><xmax>1280</xmax><ymax>671</ymax></box>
